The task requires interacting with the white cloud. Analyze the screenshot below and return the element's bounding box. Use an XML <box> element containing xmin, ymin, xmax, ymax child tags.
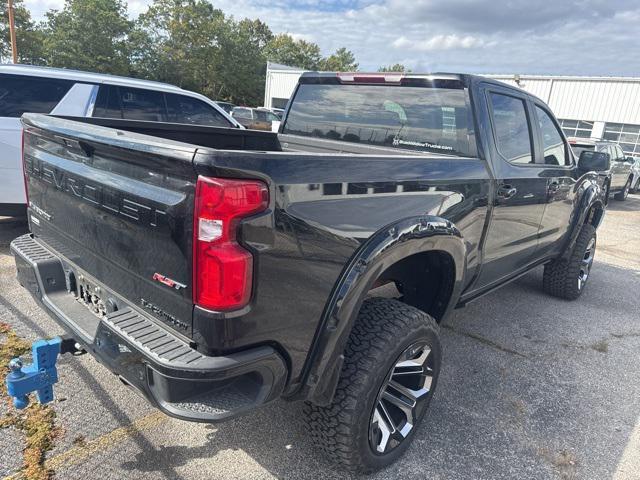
<box><xmin>393</xmin><ymin>34</ymin><xmax>489</xmax><ymax>51</ymax></box>
<box><xmin>20</xmin><ymin>0</ymin><xmax>640</xmax><ymax>75</ymax></box>
<box><xmin>289</xmin><ymin>32</ymin><xmax>316</xmax><ymax>43</ymax></box>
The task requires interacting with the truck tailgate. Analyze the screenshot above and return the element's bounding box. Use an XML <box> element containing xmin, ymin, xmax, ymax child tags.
<box><xmin>21</xmin><ymin>114</ymin><xmax>198</xmax><ymax>337</ymax></box>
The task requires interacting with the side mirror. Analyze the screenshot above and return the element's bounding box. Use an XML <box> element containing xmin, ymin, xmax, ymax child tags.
<box><xmin>626</xmin><ymin>156</ymin><xmax>635</xmax><ymax>164</ymax></box>
<box><xmin>578</xmin><ymin>151</ymin><xmax>610</xmax><ymax>172</ymax></box>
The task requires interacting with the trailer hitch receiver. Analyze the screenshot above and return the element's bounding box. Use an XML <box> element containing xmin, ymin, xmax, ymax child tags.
<box><xmin>5</xmin><ymin>336</ymin><xmax>82</xmax><ymax>409</ymax></box>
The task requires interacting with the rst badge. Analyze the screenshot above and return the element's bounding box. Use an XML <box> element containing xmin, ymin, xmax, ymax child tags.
<box><xmin>152</xmin><ymin>273</ymin><xmax>187</xmax><ymax>291</ymax></box>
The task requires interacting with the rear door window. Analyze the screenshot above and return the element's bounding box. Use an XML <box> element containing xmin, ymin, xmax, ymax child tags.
<box><xmin>118</xmin><ymin>87</ymin><xmax>166</xmax><ymax>122</ymax></box>
<box><xmin>489</xmin><ymin>92</ymin><xmax>534</xmax><ymax>165</ymax></box>
<box><xmin>93</xmin><ymin>85</ymin><xmax>123</xmax><ymax>119</ymax></box>
<box><xmin>282</xmin><ymin>83</ymin><xmax>473</xmax><ymax>156</ymax></box>
<box><xmin>0</xmin><ymin>74</ymin><xmax>74</xmax><ymax>117</ymax></box>
<box><xmin>165</xmin><ymin>94</ymin><xmax>231</xmax><ymax>127</ymax></box>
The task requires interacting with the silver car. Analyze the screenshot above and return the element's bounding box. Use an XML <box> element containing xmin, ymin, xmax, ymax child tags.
<box><xmin>630</xmin><ymin>157</ymin><xmax>640</xmax><ymax>193</ymax></box>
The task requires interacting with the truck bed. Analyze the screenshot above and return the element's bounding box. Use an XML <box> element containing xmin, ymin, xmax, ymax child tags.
<box><xmin>60</xmin><ymin>116</ymin><xmax>426</xmax><ymax>156</ymax></box>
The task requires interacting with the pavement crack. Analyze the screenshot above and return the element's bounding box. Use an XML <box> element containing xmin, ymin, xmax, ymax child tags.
<box><xmin>442</xmin><ymin>324</ymin><xmax>528</xmax><ymax>358</ymax></box>
<box><xmin>611</xmin><ymin>331</ymin><xmax>640</xmax><ymax>339</ymax></box>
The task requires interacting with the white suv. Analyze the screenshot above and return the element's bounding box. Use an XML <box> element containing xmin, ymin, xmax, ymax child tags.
<box><xmin>0</xmin><ymin>64</ymin><xmax>242</xmax><ymax>216</ymax></box>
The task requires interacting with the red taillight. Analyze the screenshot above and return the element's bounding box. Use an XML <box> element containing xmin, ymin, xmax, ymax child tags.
<box><xmin>193</xmin><ymin>176</ymin><xmax>269</xmax><ymax>311</ymax></box>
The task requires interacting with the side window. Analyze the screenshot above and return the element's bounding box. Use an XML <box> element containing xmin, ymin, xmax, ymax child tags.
<box><xmin>93</xmin><ymin>85</ymin><xmax>123</xmax><ymax>119</ymax></box>
<box><xmin>0</xmin><ymin>74</ymin><xmax>73</xmax><ymax>117</ymax></box>
<box><xmin>535</xmin><ymin>105</ymin><xmax>569</xmax><ymax>166</ymax></box>
<box><xmin>606</xmin><ymin>145</ymin><xmax>615</xmax><ymax>160</ymax></box>
<box><xmin>489</xmin><ymin>92</ymin><xmax>534</xmax><ymax>165</ymax></box>
<box><xmin>165</xmin><ymin>94</ymin><xmax>231</xmax><ymax>127</ymax></box>
<box><xmin>118</xmin><ymin>87</ymin><xmax>166</xmax><ymax>122</ymax></box>
<box><xmin>232</xmin><ymin>108</ymin><xmax>252</xmax><ymax>119</ymax></box>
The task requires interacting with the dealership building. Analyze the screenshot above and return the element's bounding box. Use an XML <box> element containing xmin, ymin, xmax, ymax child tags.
<box><xmin>264</xmin><ymin>62</ymin><xmax>640</xmax><ymax>157</ymax></box>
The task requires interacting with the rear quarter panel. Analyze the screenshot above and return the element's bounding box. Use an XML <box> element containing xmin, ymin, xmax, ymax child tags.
<box><xmin>192</xmin><ymin>149</ymin><xmax>491</xmax><ymax>387</ymax></box>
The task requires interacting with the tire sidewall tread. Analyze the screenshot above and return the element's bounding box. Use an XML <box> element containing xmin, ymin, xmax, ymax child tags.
<box><xmin>543</xmin><ymin>223</ymin><xmax>596</xmax><ymax>300</ymax></box>
<box><xmin>304</xmin><ymin>297</ymin><xmax>441</xmax><ymax>474</ymax></box>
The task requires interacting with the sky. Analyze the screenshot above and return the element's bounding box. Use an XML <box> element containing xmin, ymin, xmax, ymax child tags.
<box><xmin>23</xmin><ymin>0</ymin><xmax>640</xmax><ymax>76</ymax></box>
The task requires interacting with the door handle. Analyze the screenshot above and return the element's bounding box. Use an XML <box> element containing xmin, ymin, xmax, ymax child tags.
<box><xmin>548</xmin><ymin>182</ymin><xmax>560</xmax><ymax>193</ymax></box>
<box><xmin>497</xmin><ymin>184</ymin><xmax>517</xmax><ymax>199</ymax></box>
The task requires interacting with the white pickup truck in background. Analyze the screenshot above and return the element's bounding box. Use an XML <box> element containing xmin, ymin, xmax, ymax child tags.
<box><xmin>0</xmin><ymin>64</ymin><xmax>243</xmax><ymax>217</ymax></box>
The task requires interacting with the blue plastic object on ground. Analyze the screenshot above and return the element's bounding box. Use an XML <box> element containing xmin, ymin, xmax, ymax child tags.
<box><xmin>5</xmin><ymin>337</ymin><xmax>62</xmax><ymax>409</ymax></box>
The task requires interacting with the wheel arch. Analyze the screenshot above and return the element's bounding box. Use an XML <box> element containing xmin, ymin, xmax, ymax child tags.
<box><xmin>561</xmin><ymin>182</ymin><xmax>605</xmax><ymax>260</ymax></box>
<box><xmin>299</xmin><ymin>215</ymin><xmax>467</xmax><ymax>405</ymax></box>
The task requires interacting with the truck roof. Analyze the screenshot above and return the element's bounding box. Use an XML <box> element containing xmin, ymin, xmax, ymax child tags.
<box><xmin>0</xmin><ymin>64</ymin><xmax>184</xmax><ymax>93</ymax></box>
<box><xmin>298</xmin><ymin>71</ymin><xmax>542</xmax><ymax>101</ymax></box>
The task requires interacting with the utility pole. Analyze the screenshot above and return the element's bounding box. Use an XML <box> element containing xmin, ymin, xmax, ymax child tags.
<box><xmin>7</xmin><ymin>0</ymin><xmax>18</xmax><ymax>63</ymax></box>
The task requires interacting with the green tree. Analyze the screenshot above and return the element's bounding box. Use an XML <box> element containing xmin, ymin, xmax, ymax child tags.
<box><xmin>378</xmin><ymin>63</ymin><xmax>410</xmax><ymax>72</ymax></box>
<box><xmin>319</xmin><ymin>47</ymin><xmax>358</xmax><ymax>71</ymax></box>
<box><xmin>1</xmin><ymin>0</ymin><xmax>45</xmax><ymax>64</ymax></box>
<box><xmin>41</xmin><ymin>0</ymin><xmax>132</xmax><ymax>75</ymax></box>
<box><xmin>264</xmin><ymin>34</ymin><xmax>322</xmax><ymax>70</ymax></box>
<box><xmin>215</xmin><ymin>18</ymin><xmax>272</xmax><ymax>104</ymax></box>
<box><xmin>131</xmin><ymin>0</ymin><xmax>227</xmax><ymax>96</ymax></box>
<box><xmin>131</xmin><ymin>0</ymin><xmax>271</xmax><ymax>105</ymax></box>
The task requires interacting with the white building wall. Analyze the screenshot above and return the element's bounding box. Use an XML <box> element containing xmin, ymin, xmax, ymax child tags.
<box><xmin>264</xmin><ymin>66</ymin><xmax>306</xmax><ymax>109</ymax></box>
<box><xmin>489</xmin><ymin>75</ymin><xmax>640</xmax><ymax>125</ymax></box>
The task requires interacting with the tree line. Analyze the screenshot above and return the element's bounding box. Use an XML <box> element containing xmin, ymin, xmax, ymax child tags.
<box><xmin>1</xmin><ymin>0</ymin><xmax>408</xmax><ymax>106</ymax></box>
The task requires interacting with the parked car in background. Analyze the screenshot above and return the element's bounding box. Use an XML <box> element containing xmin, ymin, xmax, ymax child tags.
<box><xmin>269</xmin><ymin>107</ymin><xmax>285</xmax><ymax>119</ymax></box>
<box><xmin>0</xmin><ymin>64</ymin><xmax>242</xmax><ymax>217</ymax></box>
<box><xmin>568</xmin><ymin>138</ymin><xmax>634</xmax><ymax>200</ymax></box>
<box><xmin>231</xmin><ymin>106</ymin><xmax>280</xmax><ymax>131</ymax></box>
<box><xmin>629</xmin><ymin>157</ymin><xmax>640</xmax><ymax>193</ymax></box>
<box><xmin>215</xmin><ymin>101</ymin><xmax>236</xmax><ymax>114</ymax></box>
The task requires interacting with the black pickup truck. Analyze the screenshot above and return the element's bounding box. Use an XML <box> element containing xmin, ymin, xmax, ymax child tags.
<box><xmin>11</xmin><ymin>72</ymin><xmax>609</xmax><ymax>473</ymax></box>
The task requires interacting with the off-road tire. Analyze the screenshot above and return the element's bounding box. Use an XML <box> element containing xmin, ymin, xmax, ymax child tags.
<box><xmin>304</xmin><ymin>297</ymin><xmax>441</xmax><ymax>473</ymax></box>
<box><xmin>543</xmin><ymin>224</ymin><xmax>597</xmax><ymax>300</ymax></box>
<box><xmin>614</xmin><ymin>177</ymin><xmax>631</xmax><ymax>201</ymax></box>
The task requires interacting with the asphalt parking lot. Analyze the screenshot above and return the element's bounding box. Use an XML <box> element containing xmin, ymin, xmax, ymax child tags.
<box><xmin>1</xmin><ymin>196</ymin><xmax>639</xmax><ymax>480</ymax></box>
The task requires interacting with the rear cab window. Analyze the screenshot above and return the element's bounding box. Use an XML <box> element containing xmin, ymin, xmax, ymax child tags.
<box><xmin>0</xmin><ymin>73</ymin><xmax>74</xmax><ymax>117</ymax></box>
<box><xmin>282</xmin><ymin>80</ymin><xmax>474</xmax><ymax>157</ymax></box>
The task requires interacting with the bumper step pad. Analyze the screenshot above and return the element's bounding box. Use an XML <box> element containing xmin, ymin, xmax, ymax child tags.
<box><xmin>105</xmin><ymin>308</ymin><xmax>204</xmax><ymax>367</ymax></box>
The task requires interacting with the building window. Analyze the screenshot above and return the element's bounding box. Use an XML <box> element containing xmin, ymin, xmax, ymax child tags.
<box><xmin>271</xmin><ymin>97</ymin><xmax>289</xmax><ymax>109</ymax></box>
<box><xmin>559</xmin><ymin>119</ymin><xmax>594</xmax><ymax>139</ymax></box>
<box><xmin>603</xmin><ymin>123</ymin><xmax>640</xmax><ymax>156</ymax></box>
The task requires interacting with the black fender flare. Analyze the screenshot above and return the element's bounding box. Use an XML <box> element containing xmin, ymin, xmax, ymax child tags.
<box><xmin>299</xmin><ymin>215</ymin><xmax>467</xmax><ymax>405</ymax></box>
<box><xmin>561</xmin><ymin>181</ymin><xmax>605</xmax><ymax>260</ymax></box>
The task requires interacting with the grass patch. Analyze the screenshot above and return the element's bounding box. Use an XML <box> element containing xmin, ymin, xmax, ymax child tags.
<box><xmin>0</xmin><ymin>322</ymin><xmax>61</xmax><ymax>480</ymax></box>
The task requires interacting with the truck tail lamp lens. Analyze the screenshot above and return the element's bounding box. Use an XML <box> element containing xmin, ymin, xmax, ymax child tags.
<box><xmin>193</xmin><ymin>176</ymin><xmax>269</xmax><ymax>311</ymax></box>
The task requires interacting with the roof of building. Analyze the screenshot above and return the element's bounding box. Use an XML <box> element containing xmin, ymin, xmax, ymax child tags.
<box><xmin>266</xmin><ymin>62</ymin><xmax>307</xmax><ymax>72</ymax></box>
